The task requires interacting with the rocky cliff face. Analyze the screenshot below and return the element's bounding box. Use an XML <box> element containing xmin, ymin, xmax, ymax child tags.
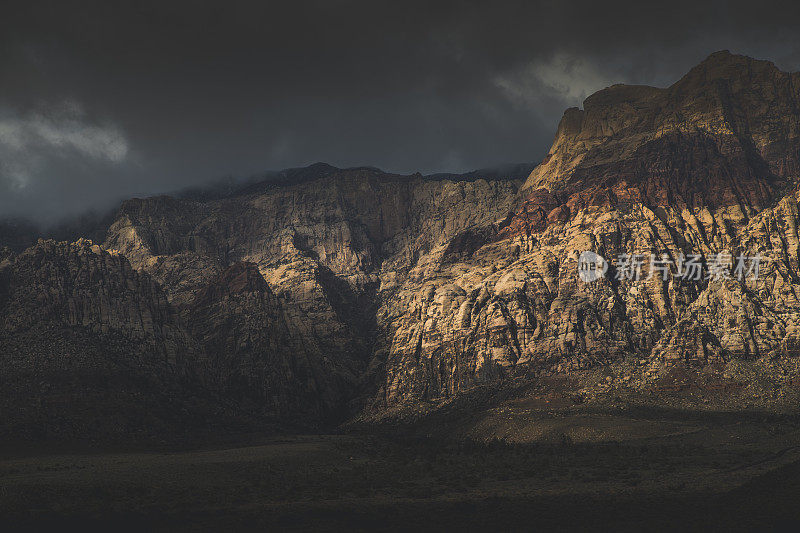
<box><xmin>5</xmin><ymin>51</ymin><xmax>800</xmax><ymax>435</ymax></box>
<box><xmin>102</xmin><ymin>169</ymin><xmax>522</xmax><ymax>415</ymax></box>
<box><xmin>1</xmin><ymin>239</ymin><xmax>197</xmax><ymax>368</ymax></box>
<box><xmin>523</xmin><ymin>51</ymin><xmax>798</xmax><ymax>205</ymax></box>
<box><xmin>379</xmin><ymin>51</ymin><xmax>800</xmax><ymax>407</ymax></box>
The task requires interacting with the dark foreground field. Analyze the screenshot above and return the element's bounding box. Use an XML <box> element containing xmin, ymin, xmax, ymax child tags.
<box><xmin>4</xmin><ymin>406</ymin><xmax>800</xmax><ymax>532</ymax></box>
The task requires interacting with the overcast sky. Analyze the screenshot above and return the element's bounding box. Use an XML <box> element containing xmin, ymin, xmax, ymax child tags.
<box><xmin>3</xmin><ymin>0</ymin><xmax>800</xmax><ymax>223</ymax></box>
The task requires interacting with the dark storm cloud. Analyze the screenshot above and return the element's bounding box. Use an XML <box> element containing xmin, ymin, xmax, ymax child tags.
<box><xmin>3</xmin><ymin>0</ymin><xmax>800</xmax><ymax>222</ymax></box>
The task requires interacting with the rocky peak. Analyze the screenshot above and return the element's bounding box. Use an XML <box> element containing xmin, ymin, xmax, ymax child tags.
<box><xmin>378</xmin><ymin>54</ymin><xmax>800</xmax><ymax>408</ymax></box>
<box><xmin>517</xmin><ymin>51</ymin><xmax>798</xmax><ymax>241</ymax></box>
<box><xmin>678</xmin><ymin>50</ymin><xmax>775</xmax><ymax>84</ymax></box>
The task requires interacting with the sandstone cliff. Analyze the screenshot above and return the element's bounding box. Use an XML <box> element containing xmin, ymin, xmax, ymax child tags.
<box><xmin>102</xmin><ymin>169</ymin><xmax>522</xmax><ymax>414</ymax></box>
<box><xmin>5</xmin><ymin>52</ymin><xmax>800</xmax><ymax>435</ymax></box>
<box><xmin>379</xmin><ymin>51</ymin><xmax>800</xmax><ymax>406</ymax></box>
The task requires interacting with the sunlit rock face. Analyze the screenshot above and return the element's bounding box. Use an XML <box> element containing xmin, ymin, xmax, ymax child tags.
<box><xmin>101</xmin><ymin>168</ymin><xmax>522</xmax><ymax>416</ymax></box>
<box><xmin>6</xmin><ymin>52</ymin><xmax>800</xmax><ymax>425</ymax></box>
<box><xmin>378</xmin><ymin>51</ymin><xmax>800</xmax><ymax>406</ymax></box>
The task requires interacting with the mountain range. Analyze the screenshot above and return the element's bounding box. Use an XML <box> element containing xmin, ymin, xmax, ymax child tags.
<box><xmin>4</xmin><ymin>51</ymin><xmax>800</xmax><ymax>442</ymax></box>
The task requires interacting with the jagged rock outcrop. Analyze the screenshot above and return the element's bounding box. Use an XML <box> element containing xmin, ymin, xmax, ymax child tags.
<box><xmin>523</xmin><ymin>51</ymin><xmax>798</xmax><ymax>206</ymax></box>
